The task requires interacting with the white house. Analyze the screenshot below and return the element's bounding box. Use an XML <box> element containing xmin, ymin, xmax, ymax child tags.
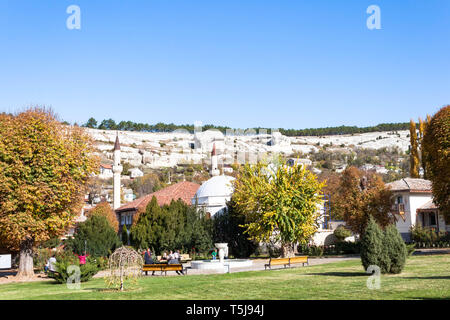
<box><xmin>129</xmin><ymin>167</ymin><xmax>144</xmax><ymax>179</ymax></box>
<box><xmin>387</xmin><ymin>178</ymin><xmax>448</xmax><ymax>242</ymax></box>
<box><xmin>99</xmin><ymin>164</ymin><xmax>114</xmax><ymax>179</ymax></box>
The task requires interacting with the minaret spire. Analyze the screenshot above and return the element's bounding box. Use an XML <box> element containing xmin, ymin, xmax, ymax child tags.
<box><xmin>210</xmin><ymin>142</ymin><xmax>220</xmax><ymax>177</ymax></box>
<box><xmin>112</xmin><ymin>132</ymin><xmax>123</xmax><ymax>210</ymax></box>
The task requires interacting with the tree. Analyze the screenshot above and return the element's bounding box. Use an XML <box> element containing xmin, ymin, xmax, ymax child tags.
<box><xmin>130</xmin><ymin>197</ymin><xmax>213</xmax><ymax>255</ymax></box>
<box><xmin>0</xmin><ymin>108</ymin><xmax>98</xmax><ymax>277</ymax></box>
<box><xmin>333</xmin><ymin>167</ymin><xmax>394</xmax><ymax>236</ymax></box>
<box><xmin>122</xmin><ymin>224</ymin><xmax>129</xmax><ymax>245</ymax></box>
<box><xmin>65</xmin><ymin>215</ymin><xmax>121</xmax><ymax>257</ymax></box>
<box><xmin>360</xmin><ymin>216</ymin><xmax>384</xmax><ymax>272</ymax></box>
<box><xmin>383</xmin><ymin>224</ymin><xmax>407</xmax><ymax>274</ymax></box>
<box><xmin>83</xmin><ymin>117</ymin><xmax>98</xmax><ymax>129</ymax></box>
<box><xmin>232</xmin><ymin>161</ymin><xmax>325</xmax><ymax>258</ymax></box>
<box><xmin>409</xmin><ymin>120</ymin><xmax>420</xmax><ymax>178</ymax></box>
<box><xmin>422</xmin><ymin>105</ymin><xmax>450</xmax><ymax>221</ymax></box>
<box><xmin>87</xmin><ymin>202</ymin><xmax>119</xmax><ymax>232</ymax></box>
<box><xmin>213</xmin><ymin>200</ymin><xmax>258</xmax><ymax>258</ymax></box>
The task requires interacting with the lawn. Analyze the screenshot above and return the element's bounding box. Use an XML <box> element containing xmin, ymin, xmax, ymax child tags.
<box><xmin>0</xmin><ymin>254</ymin><xmax>448</xmax><ymax>300</ymax></box>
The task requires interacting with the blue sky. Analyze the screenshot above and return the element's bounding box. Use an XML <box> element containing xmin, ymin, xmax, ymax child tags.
<box><xmin>0</xmin><ymin>0</ymin><xmax>449</xmax><ymax>129</ymax></box>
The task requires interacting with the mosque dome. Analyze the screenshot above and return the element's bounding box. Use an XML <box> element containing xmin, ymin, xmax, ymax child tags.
<box><xmin>192</xmin><ymin>175</ymin><xmax>235</xmax><ymax>216</ymax></box>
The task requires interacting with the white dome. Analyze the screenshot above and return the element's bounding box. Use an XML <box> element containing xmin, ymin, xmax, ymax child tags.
<box><xmin>193</xmin><ymin>175</ymin><xmax>235</xmax><ymax>204</ymax></box>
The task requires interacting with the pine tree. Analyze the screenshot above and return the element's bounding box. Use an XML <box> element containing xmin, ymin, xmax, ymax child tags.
<box><xmin>360</xmin><ymin>215</ymin><xmax>384</xmax><ymax>272</ymax></box>
<box><xmin>384</xmin><ymin>225</ymin><xmax>407</xmax><ymax>274</ymax></box>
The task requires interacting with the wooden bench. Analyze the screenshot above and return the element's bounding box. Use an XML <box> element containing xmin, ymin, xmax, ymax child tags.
<box><xmin>142</xmin><ymin>264</ymin><xmax>187</xmax><ymax>276</ymax></box>
<box><xmin>264</xmin><ymin>256</ymin><xmax>309</xmax><ymax>270</ymax></box>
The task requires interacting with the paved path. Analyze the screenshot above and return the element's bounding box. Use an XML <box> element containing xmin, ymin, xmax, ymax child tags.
<box><xmin>94</xmin><ymin>256</ymin><xmax>360</xmax><ymax>278</ymax></box>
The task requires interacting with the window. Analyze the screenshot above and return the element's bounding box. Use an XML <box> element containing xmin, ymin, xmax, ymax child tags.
<box><xmin>397</xmin><ymin>196</ymin><xmax>403</xmax><ymax>204</ymax></box>
<box><xmin>430</xmin><ymin>213</ymin><xmax>436</xmax><ymax>226</ymax></box>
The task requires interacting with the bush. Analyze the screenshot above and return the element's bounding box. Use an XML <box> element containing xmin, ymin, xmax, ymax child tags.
<box><xmin>406</xmin><ymin>243</ymin><xmax>416</xmax><ymax>256</ymax></box>
<box><xmin>333</xmin><ymin>225</ymin><xmax>352</xmax><ymax>242</ymax></box>
<box><xmin>48</xmin><ymin>256</ymin><xmax>99</xmax><ymax>284</ymax></box>
<box><xmin>382</xmin><ymin>225</ymin><xmax>407</xmax><ymax>274</ymax></box>
<box><xmin>360</xmin><ymin>216</ymin><xmax>384</xmax><ymax>272</ymax></box>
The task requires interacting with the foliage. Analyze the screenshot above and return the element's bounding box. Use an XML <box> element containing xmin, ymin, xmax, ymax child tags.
<box><xmin>213</xmin><ymin>200</ymin><xmax>258</xmax><ymax>258</ymax></box>
<box><xmin>122</xmin><ymin>224</ymin><xmax>129</xmax><ymax>245</ymax></box>
<box><xmin>422</xmin><ymin>105</ymin><xmax>450</xmax><ymax>220</ymax></box>
<box><xmin>410</xmin><ymin>225</ymin><xmax>450</xmax><ymax>244</ymax></box>
<box><xmin>129</xmin><ymin>173</ymin><xmax>162</xmax><ymax>198</ymax></box>
<box><xmin>87</xmin><ymin>202</ymin><xmax>119</xmax><ymax>232</ymax></box>
<box><xmin>332</xmin><ymin>167</ymin><xmax>394</xmax><ymax>236</ymax></box>
<box><xmin>232</xmin><ymin>160</ymin><xmax>325</xmax><ymax>257</ymax></box>
<box><xmin>40</xmin><ymin>237</ymin><xmax>62</xmax><ymax>249</ymax></box>
<box><xmin>48</xmin><ymin>254</ymin><xmax>99</xmax><ymax>284</ymax></box>
<box><xmin>333</xmin><ymin>225</ymin><xmax>352</xmax><ymax>242</ymax></box>
<box><xmin>82</xmin><ymin>117</ymin><xmax>413</xmax><ymax>137</ymax></box>
<box><xmin>106</xmin><ymin>246</ymin><xmax>143</xmax><ymax>291</ymax></box>
<box><xmin>0</xmin><ymin>108</ymin><xmax>99</xmax><ymax>276</ymax></box>
<box><xmin>360</xmin><ymin>216</ymin><xmax>384</xmax><ymax>272</ymax></box>
<box><xmin>65</xmin><ymin>215</ymin><xmax>121</xmax><ymax>258</ymax></box>
<box><xmin>383</xmin><ymin>225</ymin><xmax>407</xmax><ymax>274</ymax></box>
<box><xmin>409</xmin><ymin>120</ymin><xmax>420</xmax><ymax>178</ymax></box>
<box><xmin>297</xmin><ymin>242</ymin><xmax>360</xmax><ymax>256</ymax></box>
<box><xmin>130</xmin><ymin>197</ymin><xmax>213</xmax><ymax>255</ymax></box>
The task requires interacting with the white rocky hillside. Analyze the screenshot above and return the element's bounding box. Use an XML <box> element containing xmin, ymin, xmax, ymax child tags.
<box><xmin>86</xmin><ymin>128</ymin><xmax>410</xmax><ymax>169</ymax></box>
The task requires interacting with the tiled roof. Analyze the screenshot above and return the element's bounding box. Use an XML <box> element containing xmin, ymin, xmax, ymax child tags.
<box><xmin>417</xmin><ymin>200</ymin><xmax>438</xmax><ymax>211</ymax></box>
<box><xmin>115</xmin><ymin>181</ymin><xmax>200</xmax><ymax>213</ymax></box>
<box><xmin>386</xmin><ymin>178</ymin><xmax>432</xmax><ymax>192</ymax></box>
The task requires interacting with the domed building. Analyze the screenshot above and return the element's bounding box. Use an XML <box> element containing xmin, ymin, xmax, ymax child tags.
<box><xmin>192</xmin><ymin>143</ymin><xmax>235</xmax><ymax>217</ymax></box>
<box><xmin>192</xmin><ymin>175</ymin><xmax>235</xmax><ymax>218</ymax></box>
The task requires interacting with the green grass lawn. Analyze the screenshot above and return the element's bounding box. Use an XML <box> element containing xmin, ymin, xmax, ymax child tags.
<box><xmin>0</xmin><ymin>254</ymin><xmax>449</xmax><ymax>300</ymax></box>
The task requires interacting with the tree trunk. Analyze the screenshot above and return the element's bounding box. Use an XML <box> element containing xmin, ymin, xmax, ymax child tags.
<box><xmin>16</xmin><ymin>238</ymin><xmax>35</xmax><ymax>278</ymax></box>
<box><xmin>281</xmin><ymin>243</ymin><xmax>295</xmax><ymax>258</ymax></box>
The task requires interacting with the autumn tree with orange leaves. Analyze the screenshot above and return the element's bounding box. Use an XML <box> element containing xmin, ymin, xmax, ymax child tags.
<box><xmin>0</xmin><ymin>108</ymin><xmax>98</xmax><ymax>278</ymax></box>
<box><xmin>87</xmin><ymin>202</ymin><xmax>119</xmax><ymax>233</ymax></box>
<box><xmin>332</xmin><ymin>167</ymin><xmax>394</xmax><ymax>236</ymax></box>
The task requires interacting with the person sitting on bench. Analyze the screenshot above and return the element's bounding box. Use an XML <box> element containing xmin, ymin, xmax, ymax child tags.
<box><xmin>144</xmin><ymin>248</ymin><xmax>155</xmax><ymax>276</ymax></box>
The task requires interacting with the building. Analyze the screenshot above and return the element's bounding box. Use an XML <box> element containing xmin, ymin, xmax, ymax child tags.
<box><xmin>192</xmin><ymin>175</ymin><xmax>235</xmax><ymax>218</ymax></box>
<box><xmin>115</xmin><ymin>181</ymin><xmax>200</xmax><ymax>232</ymax></box>
<box><xmin>387</xmin><ymin>178</ymin><xmax>448</xmax><ymax>241</ymax></box>
<box><xmin>129</xmin><ymin>167</ymin><xmax>144</xmax><ymax>179</ymax></box>
<box><xmin>99</xmin><ymin>164</ymin><xmax>113</xmax><ymax>179</ymax></box>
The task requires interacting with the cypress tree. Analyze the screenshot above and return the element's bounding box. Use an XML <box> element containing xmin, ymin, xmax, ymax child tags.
<box><xmin>409</xmin><ymin>120</ymin><xmax>420</xmax><ymax>178</ymax></box>
<box><xmin>122</xmin><ymin>224</ymin><xmax>129</xmax><ymax>245</ymax></box>
<box><xmin>384</xmin><ymin>224</ymin><xmax>407</xmax><ymax>274</ymax></box>
<box><xmin>360</xmin><ymin>215</ymin><xmax>384</xmax><ymax>272</ymax></box>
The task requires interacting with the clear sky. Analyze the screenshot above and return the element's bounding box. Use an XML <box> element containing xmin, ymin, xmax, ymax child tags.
<box><xmin>0</xmin><ymin>0</ymin><xmax>449</xmax><ymax>129</ymax></box>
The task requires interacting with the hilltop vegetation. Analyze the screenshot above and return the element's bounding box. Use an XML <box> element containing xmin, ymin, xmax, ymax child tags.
<box><xmin>82</xmin><ymin>117</ymin><xmax>412</xmax><ymax>137</ymax></box>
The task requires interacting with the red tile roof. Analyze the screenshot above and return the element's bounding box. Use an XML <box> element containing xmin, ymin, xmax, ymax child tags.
<box><xmin>100</xmin><ymin>164</ymin><xmax>113</xmax><ymax>169</ymax></box>
<box><xmin>115</xmin><ymin>181</ymin><xmax>200</xmax><ymax>213</ymax></box>
<box><xmin>386</xmin><ymin>178</ymin><xmax>432</xmax><ymax>193</ymax></box>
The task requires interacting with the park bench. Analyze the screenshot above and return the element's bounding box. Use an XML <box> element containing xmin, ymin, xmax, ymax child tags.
<box><xmin>264</xmin><ymin>256</ymin><xmax>309</xmax><ymax>270</ymax></box>
<box><xmin>142</xmin><ymin>264</ymin><xmax>187</xmax><ymax>276</ymax></box>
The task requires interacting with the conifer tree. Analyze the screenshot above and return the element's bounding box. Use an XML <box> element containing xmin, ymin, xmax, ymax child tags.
<box><xmin>383</xmin><ymin>224</ymin><xmax>407</xmax><ymax>274</ymax></box>
<box><xmin>121</xmin><ymin>224</ymin><xmax>129</xmax><ymax>245</ymax></box>
<box><xmin>409</xmin><ymin>120</ymin><xmax>420</xmax><ymax>178</ymax></box>
<box><xmin>360</xmin><ymin>215</ymin><xmax>384</xmax><ymax>272</ymax></box>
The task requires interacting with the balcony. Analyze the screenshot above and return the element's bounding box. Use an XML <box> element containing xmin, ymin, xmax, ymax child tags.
<box><xmin>391</xmin><ymin>203</ymin><xmax>406</xmax><ymax>221</ymax></box>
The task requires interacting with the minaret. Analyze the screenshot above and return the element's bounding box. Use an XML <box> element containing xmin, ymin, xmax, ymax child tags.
<box><xmin>113</xmin><ymin>133</ymin><xmax>123</xmax><ymax>210</ymax></box>
<box><xmin>210</xmin><ymin>142</ymin><xmax>220</xmax><ymax>176</ymax></box>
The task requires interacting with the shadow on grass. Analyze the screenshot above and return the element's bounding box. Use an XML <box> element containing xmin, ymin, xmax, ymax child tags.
<box><xmin>401</xmin><ymin>276</ymin><xmax>450</xmax><ymax>280</ymax></box>
<box><xmin>307</xmin><ymin>272</ymin><xmax>367</xmax><ymax>277</ymax></box>
<box><xmin>412</xmin><ymin>297</ymin><xmax>450</xmax><ymax>300</ymax></box>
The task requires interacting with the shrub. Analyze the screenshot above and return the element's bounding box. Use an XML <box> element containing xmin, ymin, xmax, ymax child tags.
<box><xmin>333</xmin><ymin>225</ymin><xmax>352</xmax><ymax>242</ymax></box>
<box><xmin>406</xmin><ymin>243</ymin><xmax>415</xmax><ymax>256</ymax></box>
<box><xmin>382</xmin><ymin>225</ymin><xmax>407</xmax><ymax>274</ymax></box>
<box><xmin>360</xmin><ymin>215</ymin><xmax>384</xmax><ymax>272</ymax></box>
<box><xmin>48</xmin><ymin>256</ymin><xmax>99</xmax><ymax>284</ymax></box>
